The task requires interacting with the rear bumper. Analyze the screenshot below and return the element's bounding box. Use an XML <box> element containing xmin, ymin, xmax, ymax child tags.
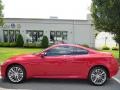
<box><xmin>109</xmin><ymin>60</ymin><xmax>119</xmax><ymax>78</ymax></box>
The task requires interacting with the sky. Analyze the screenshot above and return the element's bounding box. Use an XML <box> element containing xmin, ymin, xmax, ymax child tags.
<box><xmin>2</xmin><ymin>0</ymin><xmax>117</xmax><ymax>48</ymax></box>
<box><xmin>2</xmin><ymin>0</ymin><xmax>92</xmax><ymax>20</ymax></box>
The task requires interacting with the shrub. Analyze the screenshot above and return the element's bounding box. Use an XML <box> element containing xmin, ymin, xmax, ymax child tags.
<box><xmin>0</xmin><ymin>42</ymin><xmax>3</xmax><ymax>47</ymax></box>
<box><xmin>41</xmin><ymin>36</ymin><xmax>49</xmax><ymax>48</ymax></box>
<box><xmin>36</xmin><ymin>43</ymin><xmax>41</xmax><ymax>48</ymax></box>
<box><xmin>10</xmin><ymin>42</ymin><xmax>17</xmax><ymax>47</ymax></box>
<box><xmin>28</xmin><ymin>43</ymin><xmax>36</xmax><ymax>48</ymax></box>
<box><xmin>81</xmin><ymin>44</ymin><xmax>89</xmax><ymax>48</ymax></box>
<box><xmin>24</xmin><ymin>43</ymin><xmax>41</xmax><ymax>48</ymax></box>
<box><xmin>102</xmin><ymin>46</ymin><xmax>110</xmax><ymax>50</ymax></box>
<box><xmin>112</xmin><ymin>47</ymin><xmax>118</xmax><ymax>50</ymax></box>
<box><xmin>16</xmin><ymin>34</ymin><xmax>24</xmax><ymax>47</ymax></box>
<box><xmin>23</xmin><ymin>43</ymin><xmax>28</xmax><ymax>47</ymax></box>
<box><xmin>2</xmin><ymin>42</ymin><xmax>10</xmax><ymax>47</ymax></box>
<box><xmin>78</xmin><ymin>44</ymin><xmax>89</xmax><ymax>48</ymax></box>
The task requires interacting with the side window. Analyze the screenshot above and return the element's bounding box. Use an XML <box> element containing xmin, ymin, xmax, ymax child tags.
<box><xmin>73</xmin><ymin>47</ymin><xmax>88</xmax><ymax>55</ymax></box>
<box><xmin>45</xmin><ymin>46</ymin><xmax>74</xmax><ymax>56</ymax></box>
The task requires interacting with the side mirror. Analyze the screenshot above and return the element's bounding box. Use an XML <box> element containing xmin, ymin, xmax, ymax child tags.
<box><xmin>40</xmin><ymin>53</ymin><xmax>45</xmax><ymax>58</ymax></box>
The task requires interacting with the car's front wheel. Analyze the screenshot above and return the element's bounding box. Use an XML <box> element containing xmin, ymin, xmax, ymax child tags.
<box><xmin>89</xmin><ymin>67</ymin><xmax>108</xmax><ymax>86</ymax></box>
<box><xmin>7</xmin><ymin>65</ymin><xmax>26</xmax><ymax>83</ymax></box>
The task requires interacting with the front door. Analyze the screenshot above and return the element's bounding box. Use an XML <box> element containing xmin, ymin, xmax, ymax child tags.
<box><xmin>32</xmin><ymin>45</ymin><xmax>89</xmax><ymax>77</ymax></box>
<box><xmin>36</xmin><ymin>45</ymin><xmax>74</xmax><ymax>76</ymax></box>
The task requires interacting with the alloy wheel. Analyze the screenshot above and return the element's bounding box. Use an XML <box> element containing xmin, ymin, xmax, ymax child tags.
<box><xmin>7</xmin><ymin>65</ymin><xmax>25</xmax><ymax>83</ymax></box>
<box><xmin>89</xmin><ymin>67</ymin><xmax>108</xmax><ymax>85</ymax></box>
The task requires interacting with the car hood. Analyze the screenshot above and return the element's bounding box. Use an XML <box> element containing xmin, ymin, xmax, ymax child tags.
<box><xmin>7</xmin><ymin>54</ymin><xmax>37</xmax><ymax>61</ymax></box>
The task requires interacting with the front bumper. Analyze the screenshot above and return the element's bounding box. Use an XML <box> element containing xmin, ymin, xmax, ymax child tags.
<box><xmin>0</xmin><ymin>64</ymin><xmax>1</xmax><ymax>76</ymax></box>
<box><xmin>0</xmin><ymin>64</ymin><xmax>7</xmax><ymax>79</ymax></box>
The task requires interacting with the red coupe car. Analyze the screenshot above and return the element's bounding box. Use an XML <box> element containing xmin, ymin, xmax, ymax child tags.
<box><xmin>0</xmin><ymin>44</ymin><xmax>119</xmax><ymax>85</ymax></box>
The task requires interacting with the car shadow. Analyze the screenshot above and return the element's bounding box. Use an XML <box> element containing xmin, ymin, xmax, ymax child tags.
<box><xmin>0</xmin><ymin>78</ymin><xmax>117</xmax><ymax>90</ymax></box>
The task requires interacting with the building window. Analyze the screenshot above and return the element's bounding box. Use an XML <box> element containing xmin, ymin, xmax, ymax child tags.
<box><xmin>62</xmin><ymin>31</ymin><xmax>67</xmax><ymax>40</ymax></box>
<box><xmin>9</xmin><ymin>30</ymin><xmax>14</xmax><ymax>42</ymax></box>
<box><xmin>26</xmin><ymin>30</ymin><xmax>44</xmax><ymax>43</ymax></box>
<box><xmin>3</xmin><ymin>30</ymin><xmax>9</xmax><ymax>42</ymax></box>
<box><xmin>56</xmin><ymin>31</ymin><xmax>62</xmax><ymax>41</ymax></box>
<box><xmin>50</xmin><ymin>31</ymin><xmax>68</xmax><ymax>42</ymax></box>
<box><xmin>50</xmin><ymin>31</ymin><xmax>55</xmax><ymax>41</ymax></box>
<box><xmin>15</xmin><ymin>30</ymin><xmax>20</xmax><ymax>41</ymax></box>
<box><xmin>3</xmin><ymin>30</ymin><xmax>20</xmax><ymax>42</ymax></box>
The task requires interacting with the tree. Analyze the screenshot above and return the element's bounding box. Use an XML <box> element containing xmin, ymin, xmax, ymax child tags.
<box><xmin>0</xmin><ymin>0</ymin><xmax>4</xmax><ymax>26</ymax></box>
<box><xmin>16</xmin><ymin>34</ymin><xmax>24</xmax><ymax>47</ymax></box>
<box><xmin>41</xmin><ymin>36</ymin><xmax>49</xmax><ymax>48</ymax></box>
<box><xmin>91</xmin><ymin>0</ymin><xmax>120</xmax><ymax>58</ymax></box>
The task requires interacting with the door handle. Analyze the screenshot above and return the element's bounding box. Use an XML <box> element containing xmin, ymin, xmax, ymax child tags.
<box><xmin>62</xmin><ymin>60</ymin><xmax>67</xmax><ymax>62</ymax></box>
<box><xmin>47</xmin><ymin>61</ymin><xmax>58</xmax><ymax>63</ymax></box>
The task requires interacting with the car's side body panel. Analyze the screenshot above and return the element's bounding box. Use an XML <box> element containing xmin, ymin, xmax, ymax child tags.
<box><xmin>0</xmin><ymin>44</ymin><xmax>119</xmax><ymax>81</ymax></box>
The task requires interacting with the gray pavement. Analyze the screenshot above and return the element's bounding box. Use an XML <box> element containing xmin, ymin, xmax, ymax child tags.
<box><xmin>114</xmin><ymin>68</ymin><xmax>120</xmax><ymax>80</ymax></box>
<box><xmin>0</xmin><ymin>78</ymin><xmax>120</xmax><ymax>90</ymax></box>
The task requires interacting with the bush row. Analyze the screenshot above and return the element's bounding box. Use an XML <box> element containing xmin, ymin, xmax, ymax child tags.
<box><xmin>78</xmin><ymin>44</ymin><xmax>89</xmax><ymax>48</ymax></box>
<box><xmin>0</xmin><ymin>42</ymin><xmax>17</xmax><ymax>47</ymax></box>
<box><xmin>24</xmin><ymin>43</ymin><xmax>42</xmax><ymax>48</ymax></box>
<box><xmin>0</xmin><ymin>42</ymin><xmax>42</xmax><ymax>48</ymax></box>
<box><xmin>0</xmin><ymin>35</ymin><xmax>49</xmax><ymax>48</ymax></box>
<box><xmin>102</xmin><ymin>46</ymin><xmax>119</xmax><ymax>50</ymax></box>
<box><xmin>111</xmin><ymin>47</ymin><xmax>119</xmax><ymax>50</ymax></box>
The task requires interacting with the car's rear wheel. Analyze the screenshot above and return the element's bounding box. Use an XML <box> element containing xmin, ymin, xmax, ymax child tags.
<box><xmin>7</xmin><ymin>65</ymin><xmax>26</xmax><ymax>83</ymax></box>
<box><xmin>89</xmin><ymin>67</ymin><xmax>108</xmax><ymax>86</ymax></box>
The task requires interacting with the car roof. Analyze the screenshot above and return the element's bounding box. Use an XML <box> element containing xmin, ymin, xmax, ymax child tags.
<box><xmin>43</xmin><ymin>44</ymin><xmax>97</xmax><ymax>53</ymax></box>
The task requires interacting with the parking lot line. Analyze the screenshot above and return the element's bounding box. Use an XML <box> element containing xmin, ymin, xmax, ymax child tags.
<box><xmin>112</xmin><ymin>77</ymin><xmax>120</xmax><ymax>84</ymax></box>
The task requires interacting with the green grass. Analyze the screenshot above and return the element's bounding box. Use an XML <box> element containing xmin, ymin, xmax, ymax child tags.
<box><xmin>0</xmin><ymin>47</ymin><xmax>43</xmax><ymax>63</ymax></box>
<box><xmin>101</xmin><ymin>50</ymin><xmax>119</xmax><ymax>58</ymax></box>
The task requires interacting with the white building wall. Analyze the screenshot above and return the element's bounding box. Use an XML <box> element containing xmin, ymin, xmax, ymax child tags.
<box><xmin>0</xmin><ymin>18</ymin><xmax>95</xmax><ymax>47</ymax></box>
<box><xmin>0</xmin><ymin>26</ymin><xmax>3</xmax><ymax>42</ymax></box>
<box><xmin>74</xmin><ymin>24</ymin><xmax>90</xmax><ymax>45</ymax></box>
<box><xmin>20</xmin><ymin>23</ymin><xmax>73</xmax><ymax>43</ymax></box>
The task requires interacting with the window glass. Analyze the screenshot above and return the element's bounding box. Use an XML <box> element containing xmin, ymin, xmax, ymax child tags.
<box><xmin>73</xmin><ymin>47</ymin><xmax>88</xmax><ymax>55</ymax></box>
<box><xmin>9</xmin><ymin>30</ymin><xmax>14</xmax><ymax>42</ymax></box>
<box><xmin>62</xmin><ymin>31</ymin><xmax>67</xmax><ymax>40</ymax></box>
<box><xmin>3</xmin><ymin>30</ymin><xmax>20</xmax><ymax>42</ymax></box>
<box><xmin>26</xmin><ymin>30</ymin><xmax>43</xmax><ymax>43</ymax></box>
<box><xmin>50</xmin><ymin>31</ymin><xmax>55</xmax><ymax>41</ymax></box>
<box><xmin>56</xmin><ymin>31</ymin><xmax>61</xmax><ymax>37</ymax></box>
<box><xmin>3</xmin><ymin>30</ymin><xmax>9</xmax><ymax>42</ymax></box>
<box><xmin>50</xmin><ymin>31</ymin><xmax>68</xmax><ymax>42</ymax></box>
<box><xmin>46</xmin><ymin>46</ymin><xmax>74</xmax><ymax>56</ymax></box>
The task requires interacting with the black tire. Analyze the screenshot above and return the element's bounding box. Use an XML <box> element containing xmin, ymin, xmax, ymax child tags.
<box><xmin>88</xmin><ymin>67</ymin><xmax>108</xmax><ymax>86</ymax></box>
<box><xmin>6</xmin><ymin>64</ymin><xmax>26</xmax><ymax>83</ymax></box>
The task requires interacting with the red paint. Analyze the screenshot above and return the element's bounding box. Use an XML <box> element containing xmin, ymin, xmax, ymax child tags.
<box><xmin>0</xmin><ymin>44</ymin><xmax>119</xmax><ymax>80</ymax></box>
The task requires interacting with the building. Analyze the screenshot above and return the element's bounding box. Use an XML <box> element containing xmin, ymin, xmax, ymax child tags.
<box><xmin>0</xmin><ymin>18</ymin><xmax>95</xmax><ymax>47</ymax></box>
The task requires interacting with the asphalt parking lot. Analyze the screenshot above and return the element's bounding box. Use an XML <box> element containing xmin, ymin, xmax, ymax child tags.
<box><xmin>0</xmin><ymin>78</ymin><xmax>120</xmax><ymax>90</ymax></box>
<box><xmin>0</xmin><ymin>69</ymin><xmax>120</xmax><ymax>90</ymax></box>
